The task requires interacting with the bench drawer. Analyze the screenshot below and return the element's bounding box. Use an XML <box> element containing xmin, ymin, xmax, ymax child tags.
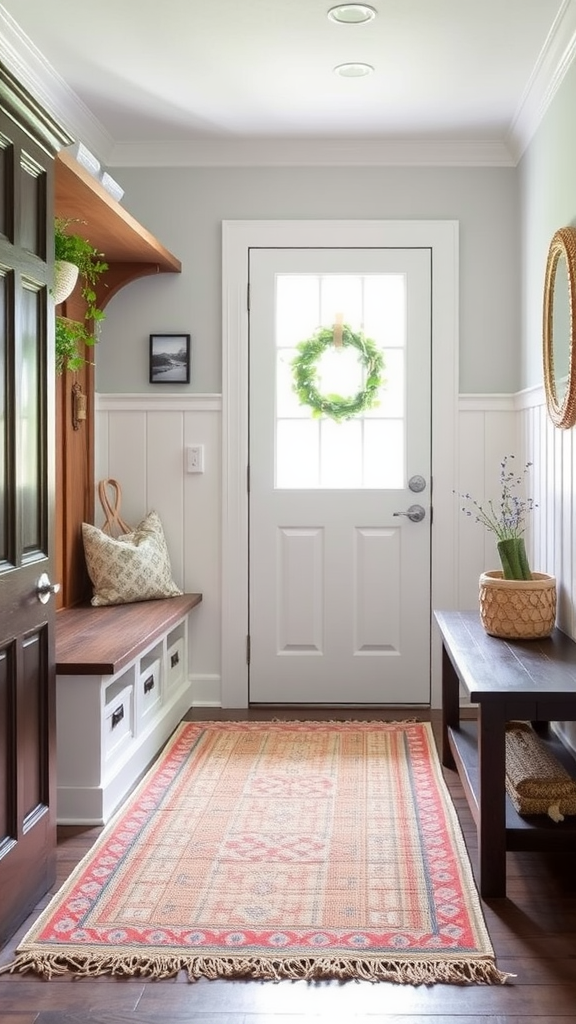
<box><xmin>139</xmin><ymin>658</ymin><xmax>162</xmax><ymax>723</ymax></box>
<box><xmin>104</xmin><ymin>684</ymin><xmax>133</xmax><ymax>759</ymax></box>
<box><xmin>166</xmin><ymin>637</ymin><xmax>185</xmax><ymax>692</ymax></box>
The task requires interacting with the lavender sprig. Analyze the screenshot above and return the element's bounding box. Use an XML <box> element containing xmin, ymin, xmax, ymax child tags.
<box><xmin>455</xmin><ymin>455</ymin><xmax>537</xmax><ymax>542</ymax></box>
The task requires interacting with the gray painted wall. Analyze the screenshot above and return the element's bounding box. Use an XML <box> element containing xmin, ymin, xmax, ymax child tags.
<box><xmin>95</xmin><ymin>165</ymin><xmax>519</xmax><ymax>395</ymax></box>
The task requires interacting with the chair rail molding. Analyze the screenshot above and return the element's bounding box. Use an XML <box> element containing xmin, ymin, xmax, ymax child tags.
<box><xmin>95</xmin><ymin>393</ymin><xmax>222</xmax><ymax>412</ymax></box>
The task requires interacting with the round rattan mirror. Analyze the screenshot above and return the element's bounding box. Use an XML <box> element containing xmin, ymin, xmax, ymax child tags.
<box><xmin>543</xmin><ymin>226</ymin><xmax>576</xmax><ymax>428</ymax></box>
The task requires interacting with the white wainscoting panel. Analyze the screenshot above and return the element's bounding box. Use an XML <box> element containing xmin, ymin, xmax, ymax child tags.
<box><xmin>517</xmin><ymin>384</ymin><xmax>576</xmax><ymax>755</ymax></box>
<box><xmin>455</xmin><ymin>396</ymin><xmax>518</xmax><ymax>611</ymax></box>
<box><xmin>95</xmin><ymin>394</ymin><xmax>222</xmax><ymax>706</ymax></box>
<box><xmin>95</xmin><ymin>388</ymin><xmax>576</xmax><ymax>731</ymax></box>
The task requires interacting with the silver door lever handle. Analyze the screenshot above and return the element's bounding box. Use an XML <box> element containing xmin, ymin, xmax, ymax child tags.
<box><xmin>393</xmin><ymin>504</ymin><xmax>425</xmax><ymax>523</ymax></box>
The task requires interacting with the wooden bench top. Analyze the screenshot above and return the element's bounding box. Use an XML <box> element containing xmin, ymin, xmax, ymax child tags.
<box><xmin>55</xmin><ymin>593</ymin><xmax>202</xmax><ymax>676</ymax></box>
<box><xmin>435</xmin><ymin>610</ymin><xmax>576</xmax><ymax>703</ymax></box>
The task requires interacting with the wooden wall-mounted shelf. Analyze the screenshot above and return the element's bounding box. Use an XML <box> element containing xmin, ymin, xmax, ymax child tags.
<box><xmin>55</xmin><ymin>150</ymin><xmax>181</xmax><ymax>308</ymax></box>
<box><xmin>54</xmin><ymin>150</ymin><xmax>182</xmax><ymax>609</ymax></box>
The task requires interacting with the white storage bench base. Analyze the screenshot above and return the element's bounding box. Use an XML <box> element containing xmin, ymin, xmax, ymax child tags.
<box><xmin>55</xmin><ymin>593</ymin><xmax>202</xmax><ymax>825</ymax></box>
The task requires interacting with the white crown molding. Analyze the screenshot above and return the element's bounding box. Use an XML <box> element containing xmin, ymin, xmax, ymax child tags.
<box><xmin>0</xmin><ymin>4</ymin><xmax>114</xmax><ymax>160</ymax></box>
<box><xmin>107</xmin><ymin>137</ymin><xmax>516</xmax><ymax>169</ymax></box>
<box><xmin>2</xmin><ymin>0</ymin><xmax>574</xmax><ymax>169</ymax></box>
<box><xmin>507</xmin><ymin>0</ymin><xmax>576</xmax><ymax>162</ymax></box>
<box><xmin>0</xmin><ymin>3</ymin><xmax>516</xmax><ymax>169</ymax></box>
<box><xmin>95</xmin><ymin>393</ymin><xmax>222</xmax><ymax>412</ymax></box>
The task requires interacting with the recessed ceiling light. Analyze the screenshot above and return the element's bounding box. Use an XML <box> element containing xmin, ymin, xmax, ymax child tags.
<box><xmin>327</xmin><ymin>5</ymin><xmax>377</xmax><ymax>24</ymax></box>
<box><xmin>333</xmin><ymin>62</ymin><xmax>375</xmax><ymax>77</ymax></box>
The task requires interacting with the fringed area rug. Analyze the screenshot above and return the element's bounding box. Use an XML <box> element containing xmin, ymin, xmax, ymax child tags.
<box><xmin>2</xmin><ymin>720</ymin><xmax>510</xmax><ymax>985</ymax></box>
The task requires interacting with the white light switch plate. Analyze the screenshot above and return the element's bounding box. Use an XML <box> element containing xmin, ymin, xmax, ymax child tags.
<box><xmin>186</xmin><ymin>445</ymin><xmax>204</xmax><ymax>473</ymax></box>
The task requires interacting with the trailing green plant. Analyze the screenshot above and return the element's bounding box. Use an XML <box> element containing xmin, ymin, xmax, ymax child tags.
<box><xmin>54</xmin><ymin>217</ymin><xmax>108</xmax><ymax>374</ymax></box>
<box><xmin>55</xmin><ymin>316</ymin><xmax>95</xmax><ymax>374</ymax></box>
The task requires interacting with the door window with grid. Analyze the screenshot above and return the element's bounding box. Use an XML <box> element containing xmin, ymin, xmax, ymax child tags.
<box><xmin>275</xmin><ymin>273</ymin><xmax>406</xmax><ymax>490</ymax></box>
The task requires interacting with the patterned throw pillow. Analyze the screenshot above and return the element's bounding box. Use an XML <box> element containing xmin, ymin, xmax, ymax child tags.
<box><xmin>82</xmin><ymin>510</ymin><xmax>182</xmax><ymax>606</ymax></box>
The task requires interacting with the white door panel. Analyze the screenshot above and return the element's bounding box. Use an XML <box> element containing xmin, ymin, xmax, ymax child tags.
<box><xmin>249</xmin><ymin>248</ymin><xmax>431</xmax><ymax>704</ymax></box>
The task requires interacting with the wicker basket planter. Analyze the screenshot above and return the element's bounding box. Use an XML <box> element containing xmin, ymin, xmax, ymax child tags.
<box><xmin>479</xmin><ymin>570</ymin><xmax>557</xmax><ymax>640</ymax></box>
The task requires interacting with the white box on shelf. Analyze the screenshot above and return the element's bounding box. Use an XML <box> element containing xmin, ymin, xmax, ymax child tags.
<box><xmin>100</xmin><ymin>171</ymin><xmax>124</xmax><ymax>202</ymax></box>
<box><xmin>68</xmin><ymin>141</ymin><xmax>101</xmax><ymax>178</ymax></box>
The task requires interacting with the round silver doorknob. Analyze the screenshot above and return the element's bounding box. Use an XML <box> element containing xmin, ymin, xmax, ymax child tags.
<box><xmin>393</xmin><ymin>504</ymin><xmax>426</xmax><ymax>523</ymax></box>
<box><xmin>37</xmin><ymin>572</ymin><xmax>61</xmax><ymax>604</ymax></box>
<box><xmin>408</xmin><ymin>474</ymin><xmax>427</xmax><ymax>493</ymax></box>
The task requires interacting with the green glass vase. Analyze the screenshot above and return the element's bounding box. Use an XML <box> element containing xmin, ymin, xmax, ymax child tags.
<box><xmin>497</xmin><ymin>537</ymin><xmax>532</xmax><ymax>580</ymax></box>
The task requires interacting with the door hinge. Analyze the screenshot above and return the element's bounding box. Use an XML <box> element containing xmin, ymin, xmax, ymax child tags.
<box><xmin>247</xmin><ymin>282</ymin><xmax>250</xmax><ymax>311</ymax></box>
<box><xmin>247</xmin><ymin>464</ymin><xmax>250</xmax><ymax>492</ymax></box>
<box><xmin>246</xmin><ymin>634</ymin><xmax>251</xmax><ymax>665</ymax></box>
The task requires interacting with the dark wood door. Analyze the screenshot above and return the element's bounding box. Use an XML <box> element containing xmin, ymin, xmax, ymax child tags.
<box><xmin>0</xmin><ymin>70</ymin><xmax>70</xmax><ymax>946</ymax></box>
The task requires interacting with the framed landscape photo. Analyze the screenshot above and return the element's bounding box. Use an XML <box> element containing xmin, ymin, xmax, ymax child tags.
<box><xmin>149</xmin><ymin>333</ymin><xmax>190</xmax><ymax>383</ymax></box>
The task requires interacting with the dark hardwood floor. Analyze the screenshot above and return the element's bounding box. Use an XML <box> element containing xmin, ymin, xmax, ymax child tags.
<box><xmin>1</xmin><ymin>707</ymin><xmax>575</xmax><ymax>1023</ymax></box>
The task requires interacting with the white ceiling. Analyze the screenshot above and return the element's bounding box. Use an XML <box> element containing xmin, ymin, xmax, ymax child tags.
<box><xmin>0</xmin><ymin>0</ymin><xmax>574</xmax><ymax>165</ymax></box>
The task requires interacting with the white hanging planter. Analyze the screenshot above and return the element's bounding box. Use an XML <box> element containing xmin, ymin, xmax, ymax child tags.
<box><xmin>53</xmin><ymin>260</ymin><xmax>79</xmax><ymax>305</ymax></box>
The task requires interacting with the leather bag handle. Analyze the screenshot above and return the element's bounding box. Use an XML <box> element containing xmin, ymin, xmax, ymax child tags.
<box><xmin>98</xmin><ymin>478</ymin><xmax>133</xmax><ymax>537</ymax></box>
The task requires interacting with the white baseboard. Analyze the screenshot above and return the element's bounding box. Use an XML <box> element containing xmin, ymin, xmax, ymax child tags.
<box><xmin>190</xmin><ymin>674</ymin><xmax>221</xmax><ymax>707</ymax></box>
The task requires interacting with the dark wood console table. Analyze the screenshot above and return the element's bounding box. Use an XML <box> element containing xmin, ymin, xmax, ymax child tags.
<box><xmin>435</xmin><ymin>610</ymin><xmax>576</xmax><ymax>898</ymax></box>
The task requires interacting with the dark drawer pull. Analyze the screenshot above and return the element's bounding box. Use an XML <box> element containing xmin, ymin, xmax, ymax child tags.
<box><xmin>143</xmin><ymin>674</ymin><xmax>155</xmax><ymax>695</ymax></box>
<box><xmin>111</xmin><ymin>704</ymin><xmax>124</xmax><ymax>729</ymax></box>
<box><xmin>171</xmin><ymin>651</ymin><xmax>180</xmax><ymax>669</ymax></box>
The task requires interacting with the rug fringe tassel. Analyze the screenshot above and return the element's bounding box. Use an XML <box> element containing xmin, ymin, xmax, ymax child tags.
<box><xmin>0</xmin><ymin>951</ymin><xmax>514</xmax><ymax>985</ymax></box>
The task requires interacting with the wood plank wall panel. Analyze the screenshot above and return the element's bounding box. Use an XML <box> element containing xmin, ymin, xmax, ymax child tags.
<box><xmin>146</xmin><ymin>411</ymin><xmax>185</xmax><ymax>587</ymax></box>
<box><xmin>455</xmin><ymin>400</ymin><xmax>517</xmax><ymax>610</ymax></box>
<box><xmin>518</xmin><ymin>389</ymin><xmax>576</xmax><ymax>755</ymax></box>
<box><xmin>520</xmin><ymin>396</ymin><xmax>575</xmax><ymax>628</ymax></box>
<box><xmin>95</xmin><ymin>396</ymin><xmax>221</xmax><ymax>694</ymax></box>
<box><xmin>558</xmin><ymin>428</ymin><xmax>574</xmax><ymax>633</ymax></box>
<box><xmin>455</xmin><ymin>408</ymin><xmax>486</xmax><ymax>609</ymax></box>
<box><xmin>55</xmin><ymin>309</ymin><xmax>94</xmax><ymax>608</ymax></box>
<box><xmin>182</xmin><ymin>406</ymin><xmax>221</xmax><ymax>654</ymax></box>
<box><xmin>98</xmin><ymin>411</ymin><xmax>147</xmax><ymax>528</ymax></box>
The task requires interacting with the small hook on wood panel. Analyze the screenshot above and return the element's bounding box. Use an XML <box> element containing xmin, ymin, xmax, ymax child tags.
<box><xmin>72</xmin><ymin>381</ymin><xmax>87</xmax><ymax>430</ymax></box>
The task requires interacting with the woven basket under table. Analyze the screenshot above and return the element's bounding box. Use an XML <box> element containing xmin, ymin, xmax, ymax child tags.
<box><xmin>505</xmin><ymin>722</ymin><xmax>576</xmax><ymax>819</ymax></box>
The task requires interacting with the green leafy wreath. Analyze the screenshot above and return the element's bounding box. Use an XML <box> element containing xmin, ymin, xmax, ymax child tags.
<box><xmin>292</xmin><ymin>324</ymin><xmax>385</xmax><ymax>422</ymax></box>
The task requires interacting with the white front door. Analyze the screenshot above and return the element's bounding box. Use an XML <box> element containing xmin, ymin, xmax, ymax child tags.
<box><xmin>249</xmin><ymin>248</ymin><xmax>431</xmax><ymax>704</ymax></box>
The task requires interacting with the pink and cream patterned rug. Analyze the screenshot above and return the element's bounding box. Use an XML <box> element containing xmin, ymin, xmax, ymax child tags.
<box><xmin>2</xmin><ymin>720</ymin><xmax>509</xmax><ymax>984</ymax></box>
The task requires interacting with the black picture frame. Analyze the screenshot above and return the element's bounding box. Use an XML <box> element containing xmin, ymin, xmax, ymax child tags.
<box><xmin>149</xmin><ymin>334</ymin><xmax>191</xmax><ymax>384</ymax></box>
